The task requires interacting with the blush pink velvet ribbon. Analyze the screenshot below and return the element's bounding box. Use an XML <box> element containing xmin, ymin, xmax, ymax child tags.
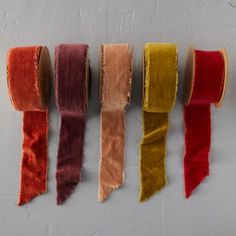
<box><xmin>55</xmin><ymin>44</ymin><xmax>89</xmax><ymax>205</ymax></box>
<box><xmin>98</xmin><ymin>44</ymin><xmax>132</xmax><ymax>202</ymax></box>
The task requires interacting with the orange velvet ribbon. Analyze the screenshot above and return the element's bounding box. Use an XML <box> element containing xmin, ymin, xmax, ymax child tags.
<box><xmin>7</xmin><ymin>46</ymin><xmax>51</xmax><ymax>205</ymax></box>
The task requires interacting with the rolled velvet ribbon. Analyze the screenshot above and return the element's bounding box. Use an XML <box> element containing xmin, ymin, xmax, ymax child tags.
<box><xmin>7</xmin><ymin>46</ymin><xmax>51</xmax><ymax>205</ymax></box>
<box><xmin>55</xmin><ymin>44</ymin><xmax>89</xmax><ymax>205</ymax></box>
<box><xmin>98</xmin><ymin>44</ymin><xmax>132</xmax><ymax>202</ymax></box>
<box><xmin>139</xmin><ymin>43</ymin><xmax>178</xmax><ymax>201</ymax></box>
<box><xmin>183</xmin><ymin>48</ymin><xmax>228</xmax><ymax>198</ymax></box>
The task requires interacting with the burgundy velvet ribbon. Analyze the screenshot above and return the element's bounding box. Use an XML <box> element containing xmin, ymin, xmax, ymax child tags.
<box><xmin>55</xmin><ymin>44</ymin><xmax>89</xmax><ymax>205</ymax></box>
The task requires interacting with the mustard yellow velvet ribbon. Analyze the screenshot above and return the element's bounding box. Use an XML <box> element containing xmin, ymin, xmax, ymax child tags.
<box><xmin>139</xmin><ymin>43</ymin><xmax>178</xmax><ymax>201</ymax></box>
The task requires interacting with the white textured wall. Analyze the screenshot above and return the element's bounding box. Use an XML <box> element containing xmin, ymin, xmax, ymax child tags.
<box><xmin>1</xmin><ymin>0</ymin><xmax>236</xmax><ymax>235</ymax></box>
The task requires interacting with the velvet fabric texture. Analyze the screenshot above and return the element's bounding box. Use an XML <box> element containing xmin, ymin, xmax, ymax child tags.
<box><xmin>139</xmin><ymin>43</ymin><xmax>178</xmax><ymax>201</ymax></box>
<box><xmin>7</xmin><ymin>46</ymin><xmax>51</xmax><ymax>205</ymax></box>
<box><xmin>183</xmin><ymin>49</ymin><xmax>227</xmax><ymax>198</ymax></box>
<box><xmin>98</xmin><ymin>44</ymin><xmax>132</xmax><ymax>202</ymax></box>
<box><xmin>55</xmin><ymin>44</ymin><xmax>89</xmax><ymax>205</ymax></box>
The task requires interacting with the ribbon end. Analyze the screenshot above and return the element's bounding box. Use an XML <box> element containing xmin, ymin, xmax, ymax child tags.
<box><xmin>18</xmin><ymin>197</ymin><xmax>31</xmax><ymax>206</ymax></box>
<box><xmin>139</xmin><ymin>193</ymin><xmax>149</xmax><ymax>202</ymax></box>
<box><xmin>56</xmin><ymin>178</ymin><xmax>80</xmax><ymax>205</ymax></box>
<box><xmin>184</xmin><ymin>169</ymin><xmax>209</xmax><ymax>198</ymax></box>
<box><xmin>139</xmin><ymin>181</ymin><xmax>166</xmax><ymax>202</ymax></box>
<box><xmin>185</xmin><ymin>189</ymin><xmax>192</xmax><ymax>199</ymax></box>
<box><xmin>18</xmin><ymin>189</ymin><xmax>46</xmax><ymax>206</ymax></box>
<box><xmin>56</xmin><ymin>192</ymin><xmax>72</xmax><ymax>205</ymax></box>
<box><xmin>56</xmin><ymin>188</ymin><xmax>76</xmax><ymax>205</ymax></box>
<box><xmin>97</xmin><ymin>183</ymin><xmax>122</xmax><ymax>202</ymax></box>
<box><xmin>17</xmin><ymin>198</ymin><xmax>27</xmax><ymax>206</ymax></box>
<box><xmin>57</xmin><ymin>195</ymin><xmax>66</xmax><ymax>205</ymax></box>
<box><xmin>18</xmin><ymin>198</ymin><xmax>32</xmax><ymax>206</ymax></box>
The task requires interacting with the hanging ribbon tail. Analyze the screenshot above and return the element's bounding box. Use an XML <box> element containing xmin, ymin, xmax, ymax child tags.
<box><xmin>139</xmin><ymin>112</ymin><xmax>168</xmax><ymax>202</ymax></box>
<box><xmin>184</xmin><ymin>104</ymin><xmax>211</xmax><ymax>198</ymax></box>
<box><xmin>98</xmin><ymin>109</ymin><xmax>125</xmax><ymax>202</ymax></box>
<box><xmin>56</xmin><ymin>115</ymin><xmax>85</xmax><ymax>205</ymax></box>
<box><xmin>18</xmin><ymin>111</ymin><xmax>48</xmax><ymax>205</ymax></box>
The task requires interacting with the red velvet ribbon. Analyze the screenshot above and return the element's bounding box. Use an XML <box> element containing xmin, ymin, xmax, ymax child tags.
<box><xmin>7</xmin><ymin>46</ymin><xmax>51</xmax><ymax>205</ymax></box>
<box><xmin>183</xmin><ymin>49</ymin><xmax>227</xmax><ymax>198</ymax></box>
<box><xmin>55</xmin><ymin>44</ymin><xmax>89</xmax><ymax>205</ymax></box>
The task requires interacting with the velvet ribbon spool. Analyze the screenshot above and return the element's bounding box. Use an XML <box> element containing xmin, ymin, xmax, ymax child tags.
<box><xmin>7</xmin><ymin>46</ymin><xmax>51</xmax><ymax>205</ymax></box>
<box><xmin>98</xmin><ymin>44</ymin><xmax>132</xmax><ymax>202</ymax></box>
<box><xmin>183</xmin><ymin>48</ymin><xmax>228</xmax><ymax>198</ymax></box>
<box><xmin>139</xmin><ymin>43</ymin><xmax>178</xmax><ymax>201</ymax></box>
<box><xmin>55</xmin><ymin>44</ymin><xmax>89</xmax><ymax>205</ymax></box>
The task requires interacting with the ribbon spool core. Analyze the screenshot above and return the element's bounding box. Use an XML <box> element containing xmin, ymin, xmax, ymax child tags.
<box><xmin>38</xmin><ymin>47</ymin><xmax>51</xmax><ymax>110</ymax></box>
